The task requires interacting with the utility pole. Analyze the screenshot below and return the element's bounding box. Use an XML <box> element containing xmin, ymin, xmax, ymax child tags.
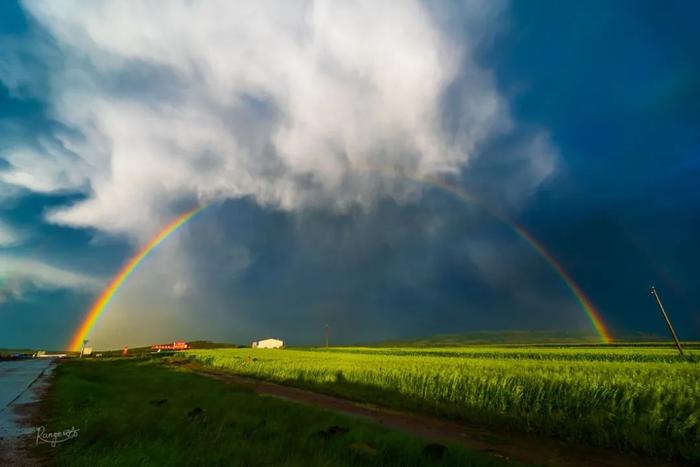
<box><xmin>325</xmin><ymin>324</ymin><xmax>330</xmax><ymax>348</ymax></box>
<box><xmin>650</xmin><ymin>286</ymin><xmax>684</xmax><ymax>356</ymax></box>
<box><xmin>80</xmin><ymin>339</ymin><xmax>88</xmax><ymax>358</ymax></box>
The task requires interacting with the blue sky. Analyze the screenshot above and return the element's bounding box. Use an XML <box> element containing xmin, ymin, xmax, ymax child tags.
<box><xmin>1</xmin><ymin>0</ymin><xmax>698</xmax><ymax>349</ymax></box>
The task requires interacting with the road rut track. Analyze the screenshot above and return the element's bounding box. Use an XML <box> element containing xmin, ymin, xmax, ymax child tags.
<box><xmin>178</xmin><ymin>361</ymin><xmax>682</xmax><ymax>467</ymax></box>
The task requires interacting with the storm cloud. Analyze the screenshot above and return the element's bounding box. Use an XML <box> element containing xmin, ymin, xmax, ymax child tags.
<box><xmin>3</xmin><ymin>1</ymin><xmax>695</xmax><ymax>349</ymax></box>
<box><xmin>1</xmin><ymin>0</ymin><xmax>553</xmax><ymax>239</ymax></box>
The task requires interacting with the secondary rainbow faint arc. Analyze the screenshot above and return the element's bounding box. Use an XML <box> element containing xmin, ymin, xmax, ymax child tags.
<box><xmin>68</xmin><ymin>205</ymin><xmax>207</xmax><ymax>351</ymax></box>
<box><xmin>69</xmin><ymin>172</ymin><xmax>612</xmax><ymax>350</ymax></box>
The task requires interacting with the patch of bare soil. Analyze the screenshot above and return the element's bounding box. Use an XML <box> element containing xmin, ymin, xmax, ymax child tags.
<box><xmin>183</xmin><ymin>362</ymin><xmax>678</xmax><ymax>467</ymax></box>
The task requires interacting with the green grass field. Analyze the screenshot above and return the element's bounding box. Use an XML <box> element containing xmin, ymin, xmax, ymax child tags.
<box><xmin>185</xmin><ymin>346</ymin><xmax>700</xmax><ymax>463</ymax></box>
<box><xmin>36</xmin><ymin>359</ymin><xmax>511</xmax><ymax>467</ymax></box>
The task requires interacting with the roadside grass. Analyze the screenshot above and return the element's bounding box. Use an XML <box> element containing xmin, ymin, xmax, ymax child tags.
<box><xmin>33</xmin><ymin>358</ymin><xmax>514</xmax><ymax>467</ymax></box>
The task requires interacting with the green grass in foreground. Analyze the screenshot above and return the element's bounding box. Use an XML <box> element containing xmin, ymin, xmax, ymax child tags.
<box><xmin>36</xmin><ymin>359</ymin><xmax>512</xmax><ymax>467</ymax></box>
<box><xmin>185</xmin><ymin>346</ymin><xmax>700</xmax><ymax>463</ymax></box>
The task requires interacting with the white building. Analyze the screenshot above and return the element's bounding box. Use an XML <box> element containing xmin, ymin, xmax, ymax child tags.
<box><xmin>36</xmin><ymin>351</ymin><xmax>67</xmax><ymax>358</ymax></box>
<box><xmin>251</xmin><ymin>338</ymin><xmax>284</xmax><ymax>349</ymax></box>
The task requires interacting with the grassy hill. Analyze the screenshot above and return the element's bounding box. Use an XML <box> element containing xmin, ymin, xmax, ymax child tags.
<box><xmin>365</xmin><ymin>330</ymin><xmax>674</xmax><ymax>347</ymax></box>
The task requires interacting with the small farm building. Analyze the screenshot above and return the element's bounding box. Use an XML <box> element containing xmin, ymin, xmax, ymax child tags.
<box><xmin>251</xmin><ymin>338</ymin><xmax>283</xmax><ymax>349</ymax></box>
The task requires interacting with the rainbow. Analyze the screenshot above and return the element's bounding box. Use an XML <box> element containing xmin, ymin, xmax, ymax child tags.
<box><xmin>422</xmin><ymin>175</ymin><xmax>612</xmax><ymax>343</ymax></box>
<box><xmin>69</xmin><ymin>172</ymin><xmax>612</xmax><ymax>350</ymax></box>
<box><xmin>68</xmin><ymin>205</ymin><xmax>206</xmax><ymax>351</ymax></box>
<box><xmin>511</xmin><ymin>225</ymin><xmax>611</xmax><ymax>342</ymax></box>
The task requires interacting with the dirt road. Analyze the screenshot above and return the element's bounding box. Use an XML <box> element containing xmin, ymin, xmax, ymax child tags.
<box><xmin>186</xmin><ymin>364</ymin><xmax>675</xmax><ymax>467</ymax></box>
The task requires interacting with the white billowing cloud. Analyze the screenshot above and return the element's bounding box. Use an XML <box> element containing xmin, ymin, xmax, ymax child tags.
<box><xmin>172</xmin><ymin>280</ymin><xmax>191</xmax><ymax>299</ymax></box>
<box><xmin>0</xmin><ymin>222</ymin><xmax>20</xmax><ymax>247</ymax></box>
<box><xmin>0</xmin><ymin>141</ymin><xmax>90</xmax><ymax>194</ymax></box>
<box><xmin>0</xmin><ymin>256</ymin><xmax>102</xmax><ymax>302</ymax></box>
<box><xmin>0</xmin><ymin>0</ymin><xmax>529</xmax><ymax>239</ymax></box>
<box><xmin>495</xmin><ymin>132</ymin><xmax>557</xmax><ymax>206</ymax></box>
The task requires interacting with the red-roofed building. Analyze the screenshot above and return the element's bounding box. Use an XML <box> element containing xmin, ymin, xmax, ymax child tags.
<box><xmin>151</xmin><ymin>341</ymin><xmax>189</xmax><ymax>351</ymax></box>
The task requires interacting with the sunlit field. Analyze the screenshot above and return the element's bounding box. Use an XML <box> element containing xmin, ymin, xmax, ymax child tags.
<box><xmin>185</xmin><ymin>346</ymin><xmax>700</xmax><ymax>463</ymax></box>
<box><xmin>37</xmin><ymin>359</ymin><xmax>507</xmax><ymax>467</ymax></box>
